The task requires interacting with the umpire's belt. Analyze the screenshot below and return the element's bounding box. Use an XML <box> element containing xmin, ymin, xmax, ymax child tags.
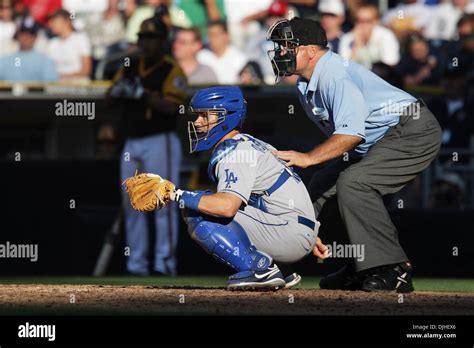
<box><xmin>264</xmin><ymin>169</ymin><xmax>317</xmax><ymax>231</ymax></box>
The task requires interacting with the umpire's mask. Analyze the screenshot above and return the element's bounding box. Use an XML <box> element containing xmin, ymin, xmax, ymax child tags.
<box><xmin>266</xmin><ymin>18</ymin><xmax>328</xmax><ymax>83</ymax></box>
<box><xmin>266</xmin><ymin>20</ymin><xmax>299</xmax><ymax>83</ymax></box>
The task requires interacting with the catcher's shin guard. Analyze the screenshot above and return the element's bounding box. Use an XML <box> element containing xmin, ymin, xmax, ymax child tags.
<box><xmin>182</xmin><ymin>209</ymin><xmax>272</xmax><ymax>272</ymax></box>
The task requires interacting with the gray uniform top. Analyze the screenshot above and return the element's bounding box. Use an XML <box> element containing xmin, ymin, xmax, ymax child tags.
<box><xmin>210</xmin><ymin>133</ymin><xmax>316</xmax><ymax>224</ymax></box>
<box><xmin>207</xmin><ymin>133</ymin><xmax>319</xmax><ymax>263</ymax></box>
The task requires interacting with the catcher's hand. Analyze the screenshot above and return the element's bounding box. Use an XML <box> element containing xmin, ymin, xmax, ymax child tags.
<box><xmin>313</xmin><ymin>237</ymin><xmax>331</xmax><ymax>260</ymax></box>
<box><xmin>123</xmin><ymin>173</ymin><xmax>175</xmax><ymax>212</ymax></box>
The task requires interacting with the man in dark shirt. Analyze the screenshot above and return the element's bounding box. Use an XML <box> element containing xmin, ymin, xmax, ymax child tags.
<box><xmin>109</xmin><ymin>16</ymin><xmax>187</xmax><ymax>276</ymax></box>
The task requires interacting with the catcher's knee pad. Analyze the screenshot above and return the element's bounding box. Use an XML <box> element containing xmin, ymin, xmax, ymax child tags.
<box><xmin>185</xmin><ymin>212</ymin><xmax>272</xmax><ymax>272</ymax></box>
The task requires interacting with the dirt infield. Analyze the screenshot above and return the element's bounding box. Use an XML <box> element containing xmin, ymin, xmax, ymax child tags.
<box><xmin>1</xmin><ymin>285</ymin><xmax>473</xmax><ymax>315</ymax></box>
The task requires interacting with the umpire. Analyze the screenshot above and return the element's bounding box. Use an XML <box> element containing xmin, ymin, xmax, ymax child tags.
<box><xmin>267</xmin><ymin>18</ymin><xmax>441</xmax><ymax>292</ymax></box>
<box><xmin>109</xmin><ymin>16</ymin><xmax>187</xmax><ymax>276</ymax></box>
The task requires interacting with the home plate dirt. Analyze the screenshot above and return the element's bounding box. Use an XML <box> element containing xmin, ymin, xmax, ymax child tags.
<box><xmin>0</xmin><ymin>285</ymin><xmax>473</xmax><ymax>315</ymax></box>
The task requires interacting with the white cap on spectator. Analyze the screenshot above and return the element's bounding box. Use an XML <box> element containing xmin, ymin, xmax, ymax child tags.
<box><xmin>318</xmin><ymin>0</ymin><xmax>345</xmax><ymax>17</ymax></box>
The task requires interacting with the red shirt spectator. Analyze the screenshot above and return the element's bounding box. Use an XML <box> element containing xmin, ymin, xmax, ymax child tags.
<box><xmin>17</xmin><ymin>0</ymin><xmax>62</xmax><ymax>26</ymax></box>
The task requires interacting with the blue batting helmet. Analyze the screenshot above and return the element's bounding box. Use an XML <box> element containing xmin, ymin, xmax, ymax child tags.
<box><xmin>188</xmin><ymin>86</ymin><xmax>247</xmax><ymax>153</ymax></box>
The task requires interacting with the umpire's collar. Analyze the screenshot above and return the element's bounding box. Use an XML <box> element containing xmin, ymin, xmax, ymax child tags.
<box><xmin>298</xmin><ymin>49</ymin><xmax>332</xmax><ymax>97</ymax></box>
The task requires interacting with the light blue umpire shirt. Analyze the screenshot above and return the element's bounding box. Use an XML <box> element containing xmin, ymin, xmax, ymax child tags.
<box><xmin>296</xmin><ymin>50</ymin><xmax>417</xmax><ymax>155</ymax></box>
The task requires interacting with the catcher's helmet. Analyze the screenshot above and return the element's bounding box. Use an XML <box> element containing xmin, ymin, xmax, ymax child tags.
<box><xmin>188</xmin><ymin>86</ymin><xmax>247</xmax><ymax>153</ymax></box>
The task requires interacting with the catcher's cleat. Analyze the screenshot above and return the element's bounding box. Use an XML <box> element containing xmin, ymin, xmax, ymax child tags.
<box><xmin>362</xmin><ymin>261</ymin><xmax>414</xmax><ymax>293</ymax></box>
<box><xmin>319</xmin><ymin>264</ymin><xmax>366</xmax><ymax>291</ymax></box>
<box><xmin>284</xmin><ymin>272</ymin><xmax>302</xmax><ymax>289</ymax></box>
<box><xmin>227</xmin><ymin>264</ymin><xmax>285</xmax><ymax>291</ymax></box>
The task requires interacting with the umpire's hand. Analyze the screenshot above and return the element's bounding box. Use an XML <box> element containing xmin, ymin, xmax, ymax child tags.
<box><xmin>272</xmin><ymin>150</ymin><xmax>312</xmax><ymax>168</ymax></box>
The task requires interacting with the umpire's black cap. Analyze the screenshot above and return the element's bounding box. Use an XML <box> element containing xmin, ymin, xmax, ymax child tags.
<box><xmin>289</xmin><ymin>17</ymin><xmax>328</xmax><ymax>47</ymax></box>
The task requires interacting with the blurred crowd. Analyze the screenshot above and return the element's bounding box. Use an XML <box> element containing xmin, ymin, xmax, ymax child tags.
<box><xmin>0</xmin><ymin>0</ymin><xmax>472</xmax><ymax>86</ymax></box>
<box><xmin>0</xmin><ymin>0</ymin><xmax>473</xmax><ymax>208</ymax></box>
<box><xmin>1</xmin><ymin>0</ymin><xmax>473</xmax><ymax>142</ymax></box>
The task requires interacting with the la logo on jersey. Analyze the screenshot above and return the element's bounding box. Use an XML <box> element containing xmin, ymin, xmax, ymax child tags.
<box><xmin>224</xmin><ymin>169</ymin><xmax>238</xmax><ymax>188</ymax></box>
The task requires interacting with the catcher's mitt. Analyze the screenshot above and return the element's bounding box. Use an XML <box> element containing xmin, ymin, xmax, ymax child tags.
<box><xmin>123</xmin><ymin>173</ymin><xmax>175</xmax><ymax>212</ymax></box>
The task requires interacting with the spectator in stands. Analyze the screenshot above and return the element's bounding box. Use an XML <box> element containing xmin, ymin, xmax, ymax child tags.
<box><xmin>425</xmin><ymin>0</ymin><xmax>474</xmax><ymax>41</ymax></box>
<box><xmin>60</xmin><ymin>0</ymin><xmax>109</xmax><ymax>32</ymax></box>
<box><xmin>239</xmin><ymin>61</ymin><xmax>264</xmax><ymax>85</ymax></box>
<box><xmin>0</xmin><ymin>16</ymin><xmax>58</xmax><ymax>81</ymax></box>
<box><xmin>62</xmin><ymin>0</ymin><xmax>107</xmax><ymax>14</ymax></box>
<box><xmin>172</xmin><ymin>0</ymin><xmax>223</xmax><ymax>36</ymax></box>
<box><xmin>17</xmin><ymin>0</ymin><xmax>62</xmax><ymax>26</ymax></box>
<box><xmin>242</xmin><ymin>0</ymin><xmax>289</xmax><ymax>84</ymax></box>
<box><xmin>47</xmin><ymin>9</ymin><xmax>92</xmax><ymax>81</ymax></box>
<box><xmin>126</xmin><ymin>0</ymin><xmax>171</xmax><ymax>44</ymax></box>
<box><xmin>395</xmin><ymin>34</ymin><xmax>440</xmax><ymax>87</ymax></box>
<box><xmin>345</xmin><ymin>0</ymin><xmax>365</xmax><ymax>25</ymax></box>
<box><xmin>287</xmin><ymin>0</ymin><xmax>317</xmax><ymax>18</ymax></box>
<box><xmin>382</xmin><ymin>0</ymin><xmax>430</xmax><ymax>42</ymax></box>
<box><xmin>339</xmin><ymin>4</ymin><xmax>400</xmax><ymax>69</ymax></box>
<box><xmin>126</xmin><ymin>0</ymin><xmax>152</xmax><ymax>43</ymax></box>
<box><xmin>0</xmin><ymin>0</ymin><xmax>17</xmax><ymax>57</ymax></box>
<box><xmin>172</xmin><ymin>27</ymin><xmax>217</xmax><ymax>85</ymax></box>
<box><xmin>225</xmin><ymin>0</ymin><xmax>273</xmax><ymax>50</ymax></box>
<box><xmin>319</xmin><ymin>0</ymin><xmax>345</xmax><ymax>53</ymax></box>
<box><xmin>123</xmin><ymin>0</ymin><xmax>135</xmax><ymax>19</ymax></box>
<box><xmin>429</xmin><ymin>62</ymin><xmax>473</xmax><ymax>148</ymax></box>
<box><xmin>455</xmin><ymin>14</ymin><xmax>474</xmax><ymax>76</ymax></box>
<box><xmin>458</xmin><ymin>12</ymin><xmax>474</xmax><ymax>37</ymax></box>
<box><xmin>197</xmin><ymin>20</ymin><xmax>247</xmax><ymax>84</ymax></box>
<box><xmin>239</xmin><ymin>0</ymin><xmax>287</xmax><ymax>26</ymax></box>
<box><xmin>83</xmin><ymin>0</ymin><xmax>126</xmax><ymax>73</ymax></box>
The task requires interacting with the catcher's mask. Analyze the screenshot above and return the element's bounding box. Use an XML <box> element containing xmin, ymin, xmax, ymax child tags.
<box><xmin>266</xmin><ymin>19</ymin><xmax>299</xmax><ymax>83</ymax></box>
<box><xmin>188</xmin><ymin>86</ymin><xmax>247</xmax><ymax>153</ymax></box>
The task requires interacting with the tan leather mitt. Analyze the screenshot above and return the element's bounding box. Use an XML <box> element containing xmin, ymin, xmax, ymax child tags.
<box><xmin>123</xmin><ymin>173</ymin><xmax>175</xmax><ymax>212</ymax></box>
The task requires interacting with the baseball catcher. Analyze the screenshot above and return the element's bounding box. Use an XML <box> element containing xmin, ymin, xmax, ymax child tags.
<box><xmin>124</xmin><ymin>86</ymin><xmax>329</xmax><ymax>290</ymax></box>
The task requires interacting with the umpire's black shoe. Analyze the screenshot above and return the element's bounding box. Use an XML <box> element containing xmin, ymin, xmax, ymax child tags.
<box><xmin>362</xmin><ymin>261</ymin><xmax>414</xmax><ymax>293</ymax></box>
<box><xmin>319</xmin><ymin>264</ymin><xmax>365</xmax><ymax>291</ymax></box>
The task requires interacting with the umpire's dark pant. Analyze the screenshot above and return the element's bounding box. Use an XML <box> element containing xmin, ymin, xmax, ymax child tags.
<box><xmin>309</xmin><ymin>101</ymin><xmax>442</xmax><ymax>271</ymax></box>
